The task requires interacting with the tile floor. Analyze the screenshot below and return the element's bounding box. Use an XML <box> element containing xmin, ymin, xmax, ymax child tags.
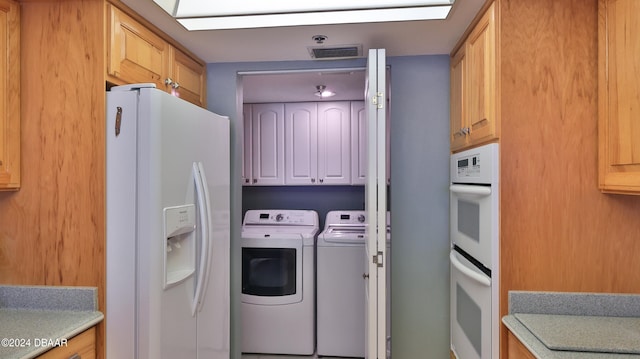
<box><xmin>241</xmin><ymin>355</ymin><xmax>355</xmax><ymax>359</ymax></box>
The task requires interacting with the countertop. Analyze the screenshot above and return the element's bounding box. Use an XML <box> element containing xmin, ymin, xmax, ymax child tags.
<box><xmin>0</xmin><ymin>285</ymin><xmax>104</xmax><ymax>359</ymax></box>
<box><xmin>503</xmin><ymin>291</ymin><xmax>640</xmax><ymax>359</ymax></box>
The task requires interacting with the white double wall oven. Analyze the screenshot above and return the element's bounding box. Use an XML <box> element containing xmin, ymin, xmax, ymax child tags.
<box><xmin>449</xmin><ymin>143</ymin><xmax>499</xmax><ymax>359</ymax></box>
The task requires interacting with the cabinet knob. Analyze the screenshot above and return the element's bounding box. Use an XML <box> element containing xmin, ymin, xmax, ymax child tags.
<box><xmin>244</xmin><ymin>178</ymin><xmax>249</xmax><ymax>184</ymax></box>
<box><xmin>319</xmin><ymin>179</ymin><xmax>324</xmax><ymax>183</ymax></box>
<box><xmin>253</xmin><ymin>179</ymin><xmax>257</xmax><ymax>184</ymax></box>
<box><xmin>311</xmin><ymin>178</ymin><xmax>316</xmax><ymax>183</ymax></box>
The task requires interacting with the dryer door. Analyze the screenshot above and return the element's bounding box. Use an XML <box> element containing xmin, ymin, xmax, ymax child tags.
<box><xmin>241</xmin><ymin>234</ymin><xmax>303</xmax><ymax>305</ymax></box>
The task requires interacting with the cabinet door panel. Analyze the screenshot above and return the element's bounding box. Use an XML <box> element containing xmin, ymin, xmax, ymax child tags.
<box><xmin>450</xmin><ymin>48</ymin><xmax>467</xmax><ymax>151</ymax></box>
<box><xmin>251</xmin><ymin>104</ymin><xmax>285</xmax><ymax>185</ymax></box>
<box><xmin>0</xmin><ymin>0</ymin><xmax>19</xmax><ymax>190</ymax></box>
<box><xmin>243</xmin><ymin>104</ymin><xmax>252</xmax><ymax>185</ymax></box>
<box><xmin>285</xmin><ymin>102</ymin><xmax>318</xmax><ymax>185</ymax></box>
<box><xmin>599</xmin><ymin>0</ymin><xmax>640</xmax><ymax>193</ymax></box>
<box><xmin>466</xmin><ymin>2</ymin><xmax>496</xmax><ymax>146</ymax></box>
<box><xmin>351</xmin><ymin>101</ymin><xmax>367</xmax><ymax>185</ymax></box>
<box><xmin>318</xmin><ymin>102</ymin><xmax>351</xmax><ymax>184</ymax></box>
<box><xmin>171</xmin><ymin>48</ymin><xmax>206</xmax><ymax>107</ymax></box>
<box><xmin>107</xmin><ymin>5</ymin><xmax>168</xmax><ymax>89</ymax></box>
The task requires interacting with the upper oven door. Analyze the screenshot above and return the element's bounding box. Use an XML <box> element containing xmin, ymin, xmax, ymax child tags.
<box><xmin>450</xmin><ymin>184</ymin><xmax>495</xmax><ymax>269</ymax></box>
<box><xmin>241</xmin><ymin>234</ymin><xmax>303</xmax><ymax>305</ymax></box>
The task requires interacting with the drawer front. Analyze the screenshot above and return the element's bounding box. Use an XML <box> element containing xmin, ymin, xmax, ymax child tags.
<box><xmin>37</xmin><ymin>327</ymin><xmax>95</xmax><ymax>359</ymax></box>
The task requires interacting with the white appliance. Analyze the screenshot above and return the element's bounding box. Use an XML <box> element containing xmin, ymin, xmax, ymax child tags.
<box><xmin>106</xmin><ymin>84</ymin><xmax>230</xmax><ymax>359</ymax></box>
<box><xmin>240</xmin><ymin>209</ymin><xmax>318</xmax><ymax>355</ymax></box>
<box><xmin>449</xmin><ymin>143</ymin><xmax>499</xmax><ymax>359</ymax></box>
<box><xmin>317</xmin><ymin>210</ymin><xmax>391</xmax><ymax>358</ymax></box>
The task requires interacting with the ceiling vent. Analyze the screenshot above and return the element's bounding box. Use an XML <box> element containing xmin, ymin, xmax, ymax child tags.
<box><xmin>308</xmin><ymin>45</ymin><xmax>363</xmax><ymax>60</ymax></box>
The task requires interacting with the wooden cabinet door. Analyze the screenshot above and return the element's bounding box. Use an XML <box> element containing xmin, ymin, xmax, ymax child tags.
<box><xmin>251</xmin><ymin>103</ymin><xmax>285</xmax><ymax>185</ymax></box>
<box><xmin>450</xmin><ymin>47</ymin><xmax>467</xmax><ymax>151</ymax></box>
<box><xmin>506</xmin><ymin>331</ymin><xmax>536</xmax><ymax>359</ymax></box>
<box><xmin>170</xmin><ymin>47</ymin><xmax>206</xmax><ymax>107</ymax></box>
<box><xmin>598</xmin><ymin>0</ymin><xmax>640</xmax><ymax>194</ymax></box>
<box><xmin>466</xmin><ymin>1</ymin><xmax>496</xmax><ymax>147</ymax></box>
<box><xmin>317</xmin><ymin>102</ymin><xmax>351</xmax><ymax>185</ymax></box>
<box><xmin>107</xmin><ymin>4</ymin><xmax>169</xmax><ymax>90</ymax></box>
<box><xmin>285</xmin><ymin>102</ymin><xmax>318</xmax><ymax>185</ymax></box>
<box><xmin>37</xmin><ymin>327</ymin><xmax>96</xmax><ymax>359</ymax></box>
<box><xmin>0</xmin><ymin>0</ymin><xmax>20</xmax><ymax>190</ymax></box>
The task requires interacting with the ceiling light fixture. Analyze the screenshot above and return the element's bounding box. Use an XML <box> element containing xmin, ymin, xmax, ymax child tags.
<box><xmin>152</xmin><ymin>0</ymin><xmax>456</xmax><ymax>31</ymax></box>
<box><xmin>315</xmin><ymin>85</ymin><xmax>335</xmax><ymax>98</ymax></box>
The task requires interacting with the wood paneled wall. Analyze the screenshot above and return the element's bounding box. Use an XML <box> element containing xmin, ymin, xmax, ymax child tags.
<box><xmin>0</xmin><ymin>1</ymin><xmax>106</xmax><ymax>357</ymax></box>
<box><xmin>499</xmin><ymin>0</ymin><xmax>640</xmax><ymax>356</ymax></box>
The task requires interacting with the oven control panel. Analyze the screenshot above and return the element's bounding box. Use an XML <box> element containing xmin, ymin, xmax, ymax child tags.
<box><xmin>450</xmin><ymin>143</ymin><xmax>498</xmax><ymax>185</ymax></box>
<box><xmin>456</xmin><ymin>154</ymin><xmax>481</xmax><ymax>178</ymax></box>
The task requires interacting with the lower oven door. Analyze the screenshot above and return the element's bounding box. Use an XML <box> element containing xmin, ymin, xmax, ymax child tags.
<box><xmin>241</xmin><ymin>234</ymin><xmax>303</xmax><ymax>305</ymax></box>
<box><xmin>450</xmin><ymin>249</ymin><xmax>492</xmax><ymax>359</ymax></box>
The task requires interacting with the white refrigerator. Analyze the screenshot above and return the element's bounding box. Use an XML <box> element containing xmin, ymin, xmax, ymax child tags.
<box><xmin>106</xmin><ymin>84</ymin><xmax>230</xmax><ymax>359</ymax></box>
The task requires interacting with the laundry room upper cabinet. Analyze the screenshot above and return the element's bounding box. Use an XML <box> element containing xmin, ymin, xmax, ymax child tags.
<box><xmin>598</xmin><ymin>0</ymin><xmax>640</xmax><ymax>194</ymax></box>
<box><xmin>284</xmin><ymin>102</ymin><xmax>351</xmax><ymax>185</ymax></box>
<box><xmin>250</xmin><ymin>103</ymin><xmax>286</xmax><ymax>185</ymax></box>
<box><xmin>317</xmin><ymin>102</ymin><xmax>351</xmax><ymax>185</ymax></box>
<box><xmin>450</xmin><ymin>2</ymin><xmax>498</xmax><ymax>152</ymax></box>
<box><xmin>106</xmin><ymin>4</ymin><xmax>207</xmax><ymax>107</ymax></box>
<box><xmin>0</xmin><ymin>0</ymin><xmax>19</xmax><ymax>190</ymax></box>
<box><xmin>285</xmin><ymin>102</ymin><xmax>318</xmax><ymax>185</ymax></box>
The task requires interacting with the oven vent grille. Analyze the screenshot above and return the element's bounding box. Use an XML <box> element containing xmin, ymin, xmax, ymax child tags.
<box><xmin>308</xmin><ymin>45</ymin><xmax>362</xmax><ymax>60</ymax></box>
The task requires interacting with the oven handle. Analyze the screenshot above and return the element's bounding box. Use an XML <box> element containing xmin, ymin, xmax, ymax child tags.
<box><xmin>449</xmin><ymin>184</ymin><xmax>491</xmax><ymax>197</ymax></box>
<box><xmin>450</xmin><ymin>251</ymin><xmax>491</xmax><ymax>287</ymax></box>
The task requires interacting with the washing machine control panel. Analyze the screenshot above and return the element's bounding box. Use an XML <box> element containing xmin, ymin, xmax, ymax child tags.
<box><xmin>324</xmin><ymin>211</ymin><xmax>367</xmax><ymax>227</ymax></box>
<box><xmin>244</xmin><ymin>210</ymin><xmax>319</xmax><ymax>226</ymax></box>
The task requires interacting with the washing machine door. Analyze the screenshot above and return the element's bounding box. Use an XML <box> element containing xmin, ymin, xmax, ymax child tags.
<box><xmin>241</xmin><ymin>234</ymin><xmax>304</xmax><ymax>305</ymax></box>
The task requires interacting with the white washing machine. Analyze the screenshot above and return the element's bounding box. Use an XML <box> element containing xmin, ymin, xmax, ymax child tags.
<box><xmin>241</xmin><ymin>209</ymin><xmax>319</xmax><ymax>355</ymax></box>
<box><xmin>316</xmin><ymin>210</ymin><xmax>391</xmax><ymax>358</ymax></box>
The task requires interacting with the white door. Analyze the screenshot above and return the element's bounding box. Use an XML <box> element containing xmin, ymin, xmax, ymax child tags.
<box><xmin>251</xmin><ymin>103</ymin><xmax>285</xmax><ymax>185</ymax></box>
<box><xmin>285</xmin><ymin>102</ymin><xmax>318</xmax><ymax>185</ymax></box>
<box><xmin>350</xmin><ymin>101</ymin><xmax>367</xmax><ymax>185</ymax></box>
<box><xmin>242</xmin><ymin>104</ymin><xmax>252</xmax><ymax>185</ymax></box>
<box><xmin>365</xmin><ymin>48</ymin><xmax>388</xmax><ymax>359</ymax></box>
<box><xmin>317</xmin><ymin>101</ymin><xmax>351</xmax><ymax>185</ymax></box>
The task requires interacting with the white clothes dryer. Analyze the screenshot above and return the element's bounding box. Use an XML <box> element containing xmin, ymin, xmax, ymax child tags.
<box><xmin>241</xmin><ymin>209</ymin><xmax>319</xmax><ymax>355</ymax></box>
<box><xmin>316</xmin><ymin>210</ymin><xmax>391</xmax><ymax>358</ymax></box>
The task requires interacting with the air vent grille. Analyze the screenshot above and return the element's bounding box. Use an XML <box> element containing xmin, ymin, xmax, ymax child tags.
<box><xmin>308</xmin><ymin>45</ymin><xmax>362</xmax><ymax>60</ymax></box>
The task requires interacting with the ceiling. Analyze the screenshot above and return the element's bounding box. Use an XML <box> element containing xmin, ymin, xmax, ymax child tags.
<box><xmin>118</xmin><ymin>0</ymin><xmax>486</xmax><ymax>102</ymax></box>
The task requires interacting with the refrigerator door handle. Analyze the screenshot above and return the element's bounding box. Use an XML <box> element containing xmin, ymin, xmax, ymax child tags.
<box><xmin>192</xmin><ymin>162</ymin><xmax>213</xmax><ymax>316</ymax></box>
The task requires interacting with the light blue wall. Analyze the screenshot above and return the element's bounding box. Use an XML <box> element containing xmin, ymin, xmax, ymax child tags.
<box><xmin>387</xmin><ymin>55</ymin><xmax>451</xmax><ymax>358</ymax></box>
<box><xmin>206</xmin><ymin>55</ymin><xmax>450</xmax><ymax>358</ymax></box>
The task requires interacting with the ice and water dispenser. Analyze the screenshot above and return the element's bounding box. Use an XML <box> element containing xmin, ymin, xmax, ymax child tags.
<box><xmin>163</xmin><ymin>204</ymin><xmax>196</xmax><ymax>289</ymax></box>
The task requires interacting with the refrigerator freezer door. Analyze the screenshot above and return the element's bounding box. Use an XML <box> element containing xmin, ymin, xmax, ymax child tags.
<box><xmin>106</xmin><ymin>86</ymin><xmax>230</xmax><ymax>359</ymax></box>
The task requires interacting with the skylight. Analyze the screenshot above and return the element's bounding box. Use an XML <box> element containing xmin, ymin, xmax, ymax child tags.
<box><xmin>152</xmin><ymin>0</ymin><xmax>455</xmax><ymax>30</ymax></box>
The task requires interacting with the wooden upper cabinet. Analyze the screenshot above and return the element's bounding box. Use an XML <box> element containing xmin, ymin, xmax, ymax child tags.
<box><xmin>598</xmin><ymin>0</ymin><xmax>640</xmax><ymax>194</ymax></box>
<box><xmin>171</xmin><ymin>47</ymin><xmax>207</xmax><ymax>108</ymax></box>
<box><xmin>0</xmin><ymin>0</ymin><xmax>20</xmax><ymax>190</ymax></box>
<box><xmin>450</xmin><ymin>47</ymin><xmax>466</xmax><ymax>151</ymax></box>
<box><xmin>450</xmin><ymin>2</ymin><xmax>498</xmax><ymax>152</ymax></box>
<box><xmin>106</xmin><ymin>4</ymin><xmax>207</xmax><ymax>107</ymax></box>
<box><xmin>107</xmin><ymin>4</ymin><xmax>169</xmax><ymax>89</ymax></box>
